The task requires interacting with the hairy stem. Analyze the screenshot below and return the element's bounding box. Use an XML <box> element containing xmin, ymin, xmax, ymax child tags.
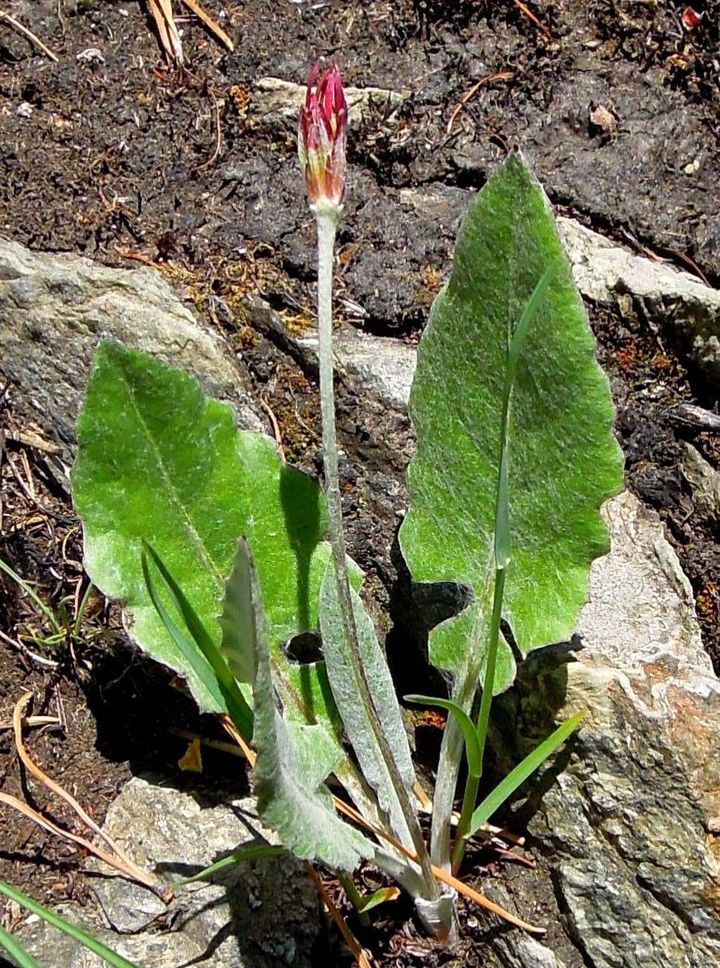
<box><xmin>315</xmin><ymin>212</ymin><xmax>441</xmax><ymax>911</ymax></box>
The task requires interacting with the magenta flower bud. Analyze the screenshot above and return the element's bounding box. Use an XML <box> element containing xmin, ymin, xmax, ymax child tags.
<box><xmin>298</xmin><ymin>63</ymin><xmax>348</xmax><ymax>216</ymax></box>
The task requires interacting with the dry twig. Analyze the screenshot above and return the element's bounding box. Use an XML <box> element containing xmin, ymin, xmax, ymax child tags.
<box><xmin>145</xmin><ymin>0</ymin><xmax>233</xmax><ymax>64</ymax></box>
<box><xmin>0</xmin><ymin>10</ymin><xmax>58</xmax><ymax>62</ymax></box>
<box><xmin>511</xmin><ymin>0</ymin><xmax>552</xmax><ymax>38</ymax></box>
<box><xmin>306</xmin><ymin>864</ymin><xmax>374</xmax><ymax>968</ymax></box>
<box><xmin>446</xmin><ymin>71</ymin><xmax>513</xmax><ymax>135</ymax></box>
<box><xmin>180</xmin><ymin>0</ymin><xmax>233</xmax><ymax>52</ymax></box>
<box><xmin>671</xmin><ymin>403</ymin><xmax>720</xmax><ymax>432</ymax></box>
<box><xmin>3</xmin><ymin>693</ymin><xmax>167</xmax><ymax>896</ymax></box>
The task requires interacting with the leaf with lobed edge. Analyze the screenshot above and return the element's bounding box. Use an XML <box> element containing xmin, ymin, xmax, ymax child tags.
<box><xmin>399</xmin><ymin>153</ymin><xmax>624</xmax><ymax>695</ymax></box>
<box><xmin>72</xmin><ymin>342</ymin><xmax>336</xmax><ymax>730</ymax></box>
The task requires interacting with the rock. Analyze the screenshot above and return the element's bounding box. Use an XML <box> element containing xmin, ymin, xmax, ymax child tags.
<box><xmin>0</xmin><ymin>238</ymin><xmax>263</xmax><ymax>482</ymax></box>
<box><xmin>297</xmin><ymin>326</ymin><xmax>417</xmax><ymax>411</ymax></box>
<box><xmin>558</xmin><ymin>218</ymin><xmax>720</xmax><ymax>382</ymax></box>
<box><xmin>499</xmin><ymin>492</ymin><xmax>720</xmax><ymax>968</ymax></box>
<box><xmin>252</xmin><ymin>77</ymin><xmax>404</xmax><ymax>129</ymax></box>
<box><xmin>682</xmin><ymin>442</ymin><xmax>720</xmax><ymax>527</ymax></box>
<box><xmin>15</xmin><ymin>777</ymin><xmax>319</xmax><ymax>967</ymax></box>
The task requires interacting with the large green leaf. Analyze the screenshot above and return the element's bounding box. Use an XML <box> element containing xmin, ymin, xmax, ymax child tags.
<box><xmin>400</xmin><ymin>152</ymin><xmax>623</xmax><ymax>694</ymax></box>
<box><xmin>244</xmin><ymin>538</ymin><xmax>374</xmax><ymax>871</ymax></box>
<box><xmin>72</xmin><ymin>341</ymin><xmax>332</xmax><ymax>714</ymax></box>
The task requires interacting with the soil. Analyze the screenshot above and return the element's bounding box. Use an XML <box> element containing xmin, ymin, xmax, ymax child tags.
<box><xmin>1</xmin><ymin>2</ymin><xmax>719</xmax><ymax>966</ymax></box>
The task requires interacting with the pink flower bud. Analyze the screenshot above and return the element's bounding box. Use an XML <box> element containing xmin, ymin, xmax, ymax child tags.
<box><xmin>298</xmin><ymin>63</ymin><xmax>347</xmax><ymax>216</ymax></box>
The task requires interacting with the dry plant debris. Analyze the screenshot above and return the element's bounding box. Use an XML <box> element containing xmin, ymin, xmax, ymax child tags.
<box><xmin>145</xmin><ymin>0</ymin><xmax>233</xmax><ymax>65</ymax></box>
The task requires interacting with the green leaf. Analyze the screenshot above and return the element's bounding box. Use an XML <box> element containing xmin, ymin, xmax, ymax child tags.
<box><xmin>404</xmin><ymin>695</ymin><xmax>482</xmax><ymax>777</ymax></box>
<box><xmin>243</xmin><ymin>538</ymin><xmax>374</xmax><ymax>871</ymax></box>
<box><xmin>468</xmin><ymin>711</ymin><xmax>584</xmax><ymax>836</ymax></box>
<box><xmin>319</xmin><ymin>564</ymin><xmax>416</xmax><ymax>846</ymax></box>
<box><xmin>0</xmin><ymin>879</ymin><xmax>141</xmax><ymax>968</ymax></box>
<box><xmin>0</xmin><ymin>557</ymin><xmax>62</xmax><ymax>638</ymax></box>
<box><xmin>0</xmin><ymin>922</ymin><xmax>43</xmax><ymax>968</ymax></box>
<box><xmin>218</xmin><ymin>537</ymin><xmax>257</xmax><ymax>686</ymax></box>
<box><xmin>141</xmin><ymin>544</ymin><xmax>252</xmax><ymax>737</ymax></box>
<box><xmin>72</xmin><ymin>341</ymin><xmax>333</xmax><ymax>717</ymax></box>
<box><xmin>178</xmin><ymin>843</ymin><xmax>286</xmax><ymax>884</ymax></box>
<box><xmin>400</xmin><ymin>153</ymin><xmax>623</xmax><ymax>694</ymax></box>
<box><xmin>357</xmin><ymin>886</ymin><xmax>401</xmax><ymax>914</ymax></box>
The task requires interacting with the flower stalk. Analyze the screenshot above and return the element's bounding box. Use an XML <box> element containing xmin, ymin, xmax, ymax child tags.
<box><xmin>301</xmin><ymin>63</ymin><xmax>446</xmax><ymax>930</ymax></box>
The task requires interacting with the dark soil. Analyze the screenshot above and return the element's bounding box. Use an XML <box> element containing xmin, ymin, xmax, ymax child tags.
<box><xmin>1</xmin><ymin>1</ymin><xmax>719</xmax><ymax>966</ymax></box>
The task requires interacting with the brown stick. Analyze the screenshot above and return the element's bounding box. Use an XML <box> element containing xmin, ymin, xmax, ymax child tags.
<box><xmin>511</xmin><ymin>0</ymin><xmax>552</xmax><ymax>38</ymax></box>
<box><xmin>181</xmin><ymin>0</ymin><xmax>234</xmax><ymax>51</ymax></box>
<box><xmin>306</xmin><ymin>864</ymin><xmax>374</xmax><ymax>968</ymax></box>
<box><xmin>11</xmin><ymin>693</ymin><xmax>163</xmax><ymax>893</ymax></box>
<box><xmin>0</xmin><ymin>10</ymin><xmax>59</xmax><ymax>62</ymax></box>
<box><xmin>446</xmin><ymin>71</ymin><xmax>513</xmax><ymax>135</ymax></box>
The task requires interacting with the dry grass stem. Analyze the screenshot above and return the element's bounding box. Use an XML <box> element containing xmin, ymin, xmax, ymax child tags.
<box><xmin>181</xmin><ymin>0</ymin><xmax>233</xmax><ymax>51</ymax></box>
<box><xmin>0</xmin><ymin>10</ymin><xmax>58</xmax><ymax>62</ymax></box>
<box><xmin>145</xmin><ymin>0</ymin><xmax>233</xmax><ymax>64</ymax></box>
<box><xmin>7</xmin><ymin>693</ymin><xmax>164</xmax><ymax>894</ymax></box>
<box><xmin>446</xmin><ymin>71</ymin><xmax>514</xmax><ymax>135</ymax></box>
<box><xmin>306</xmin><ymin>863</ymin><xmax>374</xmax><ymax>968</ymax></box>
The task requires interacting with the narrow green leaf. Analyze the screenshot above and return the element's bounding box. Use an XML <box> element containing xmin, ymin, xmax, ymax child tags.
<box><xmin>0</xmin><ymin>879</ymin><xmax>141</xmax><ymax>968</ymax></box>
<box><xmin>495</xmin><ymin>267</ymin><xmax>554</xmax><ymax>569</ymax></box>
<box><xmin>141</xmin><ymin>545</ymin><xmax>252</xmax><ymax>738</ymax></box>
<box><xmin>319</xmin><ymin>563</ymin><xmax>416</xmax><ymax>847</ymax></box>
<box><xmin>140</xmin><ymin>546</ymin><xmax>221</xmax><ymax>705</ymax></box>
<box><xmin>400</xmin><ymin>153</ymin><xmax>624</xmax><ymax>695</ymax></box>
<box><xmin>468</xmin><ymin>711</ymin><xmax>584</xmax><ymax>836</ymax></box>
<box><xmin>0</xmin><ymin>923</ymin><xmax>43</xmax><ymax>968</ymax></box>
<box><xmin>404</xmin><ymin>695</ymin><xmax>483</xmax><ymax>777</ymax></box>
<box><xmin>357</xmin><ymin>886</ymin><xmax>401</xmax><ymax>914</ymax></box>
<box><xmin>72</xmin><ymin>341</ymin><xmax>336</xmax><ymax>730</ymax></box>
<box><xmin>0</xmin><ymin>557</ymin><xmax>62</xmax><ymax>637</ymax></box>
<box><xmin>244</xmin><ymin>539</ymin><xmax>374</xmax><ymax>871</ymax></box>
<box><xmin>217</xmin><ymin>538</ymin><xmax>257</xmax><ymax>686</ymax></box>
<box><xmin>178</xmin><ymin>843</ymin><xmax>286</xmax><ymax>884</ymax></box>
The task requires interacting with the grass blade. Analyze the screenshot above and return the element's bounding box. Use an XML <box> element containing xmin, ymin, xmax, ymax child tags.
<box><xmin>140</xmin><ymin>549</ymin><xmax>224</xmax><ymax>709</ymax></box>
<box><xmin>468</xmin><ymin>711</ymin><xmax>583</xmax><ymax>836</ymax></box>
<box><xmin>142</xmin><ymin>543</ymin><xmax>253</xmax><ymax>738</ymax></box>
<box><xmin>0</xmin><ymin>879</ymin><xmax>141</xmax><ymax>968</ymax></box>
<box><xmin>404</xmin><ymin>694</ymin><xmax>483</xmax><ymax>777</ymax></box>
<box><xmin>178</xmin><ymin>844</ymin><xmax>285</xmax><ymax>884</ymax></box>
<box><xmin>0</xmin><ymin>922</ymin><xmax>43</xmax><ymax>968</ymax></box>
<box><xmin>0</xmin><ymin>557</ymin><xmax>62</xmax><ymax>637</ymax></box>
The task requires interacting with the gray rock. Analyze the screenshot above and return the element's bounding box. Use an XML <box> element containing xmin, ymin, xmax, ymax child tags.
<box><xmin>558</xmin><ymin>218</ymin><xmax>720</xmax><ymax>381</ymax></box>
<box><xmin>682</xmin><ymin>442</ymin><xmax>720</xmax><ymax>527</ymax></box>
<box><xmin>252</xmin><ymin>76</ymin><xmax>404</xmax><ymax>129</ymax></box>
<box><xmin>15</xmin><ymin>777</ymin><xmax>319</xmax><ymax>967</ymax></box>
<box><xmin>498</xmin><ymin>492</ymin><xmax>720</xmax><ymax>968</ymax></box>
<box><xmin>296</xmin><ymin>327</ymin><xmax>417</xmax><ymax>411</ymax></box>
<box><xmin>0</xmin><ymin>237</ymin><xmax>263</xmax><ymax>481</ymax></box>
